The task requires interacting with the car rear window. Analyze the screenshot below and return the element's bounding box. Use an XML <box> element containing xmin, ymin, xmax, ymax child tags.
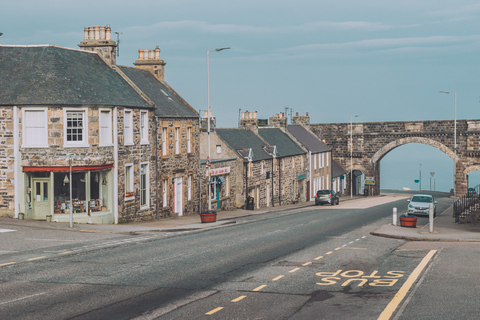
<box><xmin>317</xmin><ymin>190</ymin><xmax>330</xmax><ymax>195</ymax></box>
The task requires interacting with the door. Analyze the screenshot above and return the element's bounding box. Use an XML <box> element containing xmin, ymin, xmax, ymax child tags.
<box><xmin>33</xmin><ymin>178</ymin><xmax>50</xmax><ymax>220</ymax></box>
<box><xmin>174</xmin><ymin>177</ymin><xmax>183</xmax><ymax>216</ymax></box>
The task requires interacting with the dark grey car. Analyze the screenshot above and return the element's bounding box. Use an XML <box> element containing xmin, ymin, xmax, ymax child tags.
<box><xmin>315</xmin><ymin>189</ymin><xmax>339</xmax><ymax>205</ymax></box>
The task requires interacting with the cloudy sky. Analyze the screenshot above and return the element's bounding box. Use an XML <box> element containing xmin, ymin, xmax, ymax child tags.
<box><xmin>2</xmin><ymin>0</ymin><xmax>480</xmax><ymax>192</ymax></box>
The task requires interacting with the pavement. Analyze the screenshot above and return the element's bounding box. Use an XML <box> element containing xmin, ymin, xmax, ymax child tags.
<box><xmin>1</xmin><ymin>194</ymin><xmax>480</xmax><ymax>241</ymax></box>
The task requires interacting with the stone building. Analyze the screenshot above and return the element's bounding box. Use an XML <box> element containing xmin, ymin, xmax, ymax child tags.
<box><xmin>286</xmin><ymin>124</ymin><xmax>334</xmax><ymax>200</ymax></box>
<box><xmin>0</xmin><ymin>26</ymin><xmax>199</xmax><ymax>223</ymax></box>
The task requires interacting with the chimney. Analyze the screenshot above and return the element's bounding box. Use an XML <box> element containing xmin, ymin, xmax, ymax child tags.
<box><xmin>78</xmin><ymin>25</ymin><xmax>117</xmax><ymax>65</ymax></box>
<box><xmin>133</xmin><ymin>45</ymin><xmax>166</xmax><ymax>81</ymax></box>
<box><xmin>269</xmin><ymin>112</ymin><xmax>287</xmax><ymax>128</ymax></box>
<box><xmin>292</xmin><ymin>112</ymin><xmax>310</xmax><ymax>127</ymax></box>
<box><xmin>240</xmin><ymin>111</ymin><xmax>258</xmax><ymax>134</ymax></box>
<box><xmin>200</xmin><ymin>110</ymin><xmax>216</xmax><ymax>132</ymax></box>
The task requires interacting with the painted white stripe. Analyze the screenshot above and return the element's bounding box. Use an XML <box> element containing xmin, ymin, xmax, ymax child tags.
<box><xmin>0</xmin><ymin>229</ymin><xmax>16</xmax><ymax>233</ymax></box>
<box><xmin>0</xmin><ymin>292</ymin><xmax>46</xmax><ymax>306</ymax></box>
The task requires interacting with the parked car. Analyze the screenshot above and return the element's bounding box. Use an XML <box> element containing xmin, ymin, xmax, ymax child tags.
<box><xmin>407</xmin><ymin>194</ymin><xmax>437</xmax><ymax>217</ymax></box>
<box><xmin>315</xmin><ymin>189</ymin><xmax>339</xmax><ymax>206</ymax></box>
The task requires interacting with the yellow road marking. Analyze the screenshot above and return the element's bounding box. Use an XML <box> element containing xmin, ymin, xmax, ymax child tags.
<box><xmin>378</xmin><ymin>250</ymin><xmax>437</xmax><ymax>320</ymax></box>
<box><xmin>335</xmin><ymin>247</ymin><xmax>342</xmax><ymax>251</ymax></box>
<box><xmin>205</xmin><ymin>307</ymin><xmax>223</xmax><ymax>315</ymax></box>
<box><xmin>58</xmin><ymin>251</ymin><xmax>73</xmax><ymax>255</ymax></box>
<box><xmin>315</xmin><ymin>256</ymin><xmax>323</xmax><ymax>260</ymax></box>
<box><xmin>272</xmin><ymin>275</ymin><xmax>284</xmax><ymax>281</ymax></box>
<box><xmin>231</xmin><ymin>296</ymin><xmax>246</xmax><ymax>302</ymax></box>
<box><xmin>302</xmin><ymin>262</ymin><xmax>312</xmax><ymax>266</ymax></box>
<box><xmin>0</xmin><ymin>262</ymin><xmax>16</xmax><ymax>267</ymax></box>
<box><xmin>27</xmin><ymin>256</ymin><xmax>46</xmax><ymax>261</ymax></box>
<box><xmin>253</xmin><ymin>285</ymin><xmax>267</xmax><ymax>292</ymax></box>
<box><xmin>289</xmin><ymin>267</ymin><xmax>300</xmax><ymax>273</ymax></box>
<box><xmin>79</xmin><ymin>230</ymin><xmax>113</xmax><ymax>233</ymax></box>
<box><xmin>44</xmin><ymin>250</ymin><xmax>64</xmax><ymax>253</ymax></box>
<box><xmin>0</xmin><ymin>250</ymin><xmax>18</xmax><ymax>253</ymax></box>
<box><xmin>326</xmin><ymin>251</ymin><xmax>333</xmax><ymax>255</ymax></box>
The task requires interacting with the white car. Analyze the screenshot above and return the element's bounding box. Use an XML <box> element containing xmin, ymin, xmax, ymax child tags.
<box><xmin>407</xmin><ymin>194</ymin><xmax>437</xmax><ymax>217</ymax></box>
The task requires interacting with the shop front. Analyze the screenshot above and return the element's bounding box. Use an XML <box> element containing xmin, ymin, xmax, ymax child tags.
<box><xmin>209</xmin><ymin>167</ymin><xmax>230</xmax><ymax>210</ymax></box>
<box><xmin>22</xmin><ymin>164</ymin><xmax>114</xmax><ymax>224</ymax></box>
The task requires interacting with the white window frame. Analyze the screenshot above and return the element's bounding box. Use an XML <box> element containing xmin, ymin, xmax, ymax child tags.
<box><xmin>163</xmin><ymin>179</ymin><xmax>168</xmax><ymax>207</ymax></box>
<box><xmin>175</xmin><ymin>127</ymin><xmax>180</xmax><ymax>154</ymax></box>
<box><xmin>162</xmin><ymin>127</ymin><xmax>167</xmax><ymax>156</ymax></box>
<box><xmin>225</xmin><ymin>175</ymin><xmax>229</xmax><ymax>196</ymax></box>
<box><xmin>187</xmin><ymin>175</ymin><xmax>192</xmax><ymax>201</ymax></box>
<box><xmin>313</xmin><ymin>154</ymin><xmax>317</xmax><ymax>170</ymax></box>
<box><xmin>216</xmin><ymin>145</ymin><xmax>222</xmax><ymax>154</ymax></box>
<box><xmin>64</xmin><ymin>108</ymin><xmax>89</xmax><ymax>147</ymax></box>
<box><xmin>22</xmin><ymin>107</ymin><xmax>48</xmax><ymax>148</ymax></box>
<box><xmin>99</xmin><ymin>108</ymin><xmax>113</xmax><ymax>146</ymax></box>
<box><xmin>125</xmin><ymin>163</ymin><xmax>134</xmax><ymax>200</ymax></box>
<box><xmin>187</xmin><ymin>127</ymin><xmax>192</xmax><ymax>153</ymax></box>
<box><xmin>327</xmin><ymin>152</ymin><xmax>330</xmax><ymax>167</ymax></box>
<box><xmin>140</xmin><ymin>162</ymin><xmax>150</xmax><ymax>209</ymax></box>
<box><xmin>140</xmin><ymin>111</ymin><xmax>149</xmax><ymax>145</ymax></box>
<box><xmin>124</xmin><ymin>109</ymin><xmax>133</xmax><ymax>145</ymax></box>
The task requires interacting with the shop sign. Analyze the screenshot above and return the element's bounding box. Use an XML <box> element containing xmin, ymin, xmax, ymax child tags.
<box><xmin>211</xmin><ymin>167</ymin><xmax>230</xmax><ymax>176</ymax></box>
<box><xmin>298</xmin><ymin>173</ymin><xmax>307</xmax><ymax>180</ymax></box>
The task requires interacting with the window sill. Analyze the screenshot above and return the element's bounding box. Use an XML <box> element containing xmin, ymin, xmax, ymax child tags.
<box><xmin>64</xmin><ymin>143</ymin><xmax>90</xmax><ymax>148</ymax></box>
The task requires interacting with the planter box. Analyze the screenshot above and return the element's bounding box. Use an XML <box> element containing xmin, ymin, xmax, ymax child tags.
<box><xmin>399</xmin><ymin>216</ymin><xmax>417</xmax><ymax>228</ymax></box>
<box><xmin>200</xmin><ymin>211</ymin><xmax>217</xmax><ymax>223</ymax></box>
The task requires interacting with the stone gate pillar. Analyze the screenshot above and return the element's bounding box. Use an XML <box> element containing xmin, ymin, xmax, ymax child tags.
<box><xmin>456</xmin><ymin>159</ymin><xmax>468</xmax><ymax>197</ymax></box>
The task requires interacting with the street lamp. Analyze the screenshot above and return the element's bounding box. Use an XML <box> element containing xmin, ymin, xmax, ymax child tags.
<box><xmin>350</xmin><ymin>115</ymin><xmax>359</xmax><ymax>199</ymax></box>
<box><xmin>440</xmin><ymin>91</ymin><xmax>456</xmax><ymax>201</ymax></box>
<box><xmin>207</xmin><ymin>47</ymin><xmax>230</xmax><ymax>212</ymax></box>
<box><xmin>430</xmin><ymin>172</ymin><xmax>435</xmax><ymax>191</ymax></box>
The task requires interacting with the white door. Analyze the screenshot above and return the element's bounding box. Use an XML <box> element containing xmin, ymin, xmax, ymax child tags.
<box><xmin>174</xmin><ymin>177</ymin><xmax>183</xmax><ymax>216</ymax></box>
<box><xmin>33</xmin><ymin>178</ymin><xmax>50</xmax><ymax>220</ymax></box>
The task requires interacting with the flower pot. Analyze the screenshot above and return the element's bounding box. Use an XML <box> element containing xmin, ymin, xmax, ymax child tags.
<box><xmin>200</xmin><ymin>211</ymin><xmax>217</xmax><ymax>223</ymax></box>
<box><xmin>399</xmin><ymin>216</ymin><xmax>417</xmax><ymax>228</ymax></box>
<box><xmin>18</xmin><ymin>213</ymin><xmax>25</xmax><ymax>220</ymax></box>
<box><xmin>46</xmin><ymin>215</ymin><xmax>52</xmax><ymax>222</ymax></box>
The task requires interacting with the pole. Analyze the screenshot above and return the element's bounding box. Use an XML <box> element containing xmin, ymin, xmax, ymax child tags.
<box><xmin>454</xmin><ymin>92</ymin><xmax>457</xmax><ymax>202</ymax></box>
<box><xmin>419</xmin><ymin>163</ymin><xmax>421</xmax><ymax>191</ymax></box>
<box><xmin>350</xmin><ymin>115</ymin><xmax>358</xmax><ymax>198</ymax></box>
<box><xmin>69</xmin><ymin>157</ymin><xmax>73</xmax><ymax>228</ymax></box>
<box><xmin>206</xmin><ymin>47</ymin><xmax>230</xmax><ymax>212</ymax></box>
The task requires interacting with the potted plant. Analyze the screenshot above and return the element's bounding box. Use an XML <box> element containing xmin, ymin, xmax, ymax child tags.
<box><xmin>18</xmin><ymin>212</ymin><xmax>25</xmax><ymax>220</ymax></box>
<box><xmin>46</xmin><ymin>214</ymin><xmax>52</xmax><ymax>222</ymax></box>
<box><xmin>200</xmin><ymin>210</ymin><xmax>217</xmax><ymax>223</ymax></box>
<box><xmin>399</xmin><ymin>213</ymin><xmax>417</xmax><ymax>228</ymax></box>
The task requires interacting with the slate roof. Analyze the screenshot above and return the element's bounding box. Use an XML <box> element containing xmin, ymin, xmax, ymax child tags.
<box><xmin>287</xmin><ymin>125</ymin><xmax>331</xmax><ymax>153</ymax></box>
<box><xmin>332</xmin><ymin>160</ymin><xmax>346</xmax><ymax>177</ymax></box>
<box><xmin>257</xmin><ymin>128</ymin><xmax>306</xmax><ymax>157</ymax></box>
<box><xmin>216</xmin><ymin>128</ymin><xmax>272</xmax><ymax>161</ymax></box>
<box><xmin>0</xmin><ymin>45</ymin><xmax>150</xmax><ymax>107</ymax></box>
<box><xmin>118</xmin><ymin>66</ymin><xmax>198</xmax><ymax>118</ymax></box>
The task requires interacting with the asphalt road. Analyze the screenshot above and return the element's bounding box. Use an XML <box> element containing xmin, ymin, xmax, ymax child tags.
<box><xmin>2</xmin><ymin>193</ymin><xmax>477</xmax><ymax>319</ymax></box>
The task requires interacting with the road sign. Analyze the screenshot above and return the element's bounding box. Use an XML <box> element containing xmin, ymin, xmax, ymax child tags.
<box><xmin>365</xmin><ymin>176</ymin><xmax>375</xmax><ymax>185</ymax></box>
<box><xmin>205</xmin><ymin>156</ymin><xmax>211</xmax><ymax>167</ymax></box>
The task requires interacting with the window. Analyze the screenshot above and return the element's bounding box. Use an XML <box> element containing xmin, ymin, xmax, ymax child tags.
<box><xmin>187</xmin><ymin>175</ymin><xmax>192</xmax><ymax>201</ymax></box>
<box><xmin>187</xmin><ymin>127</ymin><xmax>192</xmax><ymax>153</ymax></box>
<box><xmin>140</xmin><ymin>111</ymin><xmax>148</xmax><ymax>144</ymax></box>
<box><xmin>162</xmin><ymin>127</ymin><xmax>168</xmax><ymax>156</ymax></box>
<box><xmin>23</xmin><ymin>108</ymin><xmax>48</xmax><ymax>147</ymax></box>
<box><xmin>125</xmin><ymin>164</ymin><xmax>134</xmax><ymax>198</ymax></box>
<box><xmin>321</xmin><ymin>153</ymin><xmax>325</xmax><ymax>168</ymax></box>
<box><xmin>261</xmin><ymin>161</ymin><xmax>264</xmax><ymax>174</ymax></box>
<box><xmin>314</xmin><ymin>154</ymin><xmax>317</xmax><ymax>170</ymax></box>
<box><xmin>175</xmin><ymin>127</ymin><xmax>180</xmax><ymax>154</ymax></box>
<box><xmin>140</xmin><ymin>162</ymin><xmax>149</xmax><ymax>208</ymax></box>
<box><xmin>65</xmin><ymin>109</ymin><xmax>88</xmax><ymax>147</ymax></box>
<box><xmin>100</xmin><ymin>109</ymin><xmax>113</xmax><ymax>146</ymax></box>
<box><xmin>163</xmin><ymin>179</ymin><xmax>168</xmax><ymax>207</ymax></box>
<box><xmin>327</xmin><ymin>152</ymin><xmax>330</xmax><ymax>167</ymax></box>
<box><xmin>124</xmin><ymin>109</ymin><xmax>133</xmax><ymax>145</ymax></box>
<box><xmin>216</xmin><ymin>145</ymin><xmax>222</xmax><ymax>153</ymax></box>
<box><xmin>225</xmin><ymin>176</ymin><xmax>229</xmax><ymax>196</ymax></box>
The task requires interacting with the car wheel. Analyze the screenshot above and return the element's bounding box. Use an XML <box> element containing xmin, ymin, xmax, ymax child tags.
<box><xmin>331</xmin><ymin>201</ymin><xmax>334</xmax><ymax>206</ymax></box>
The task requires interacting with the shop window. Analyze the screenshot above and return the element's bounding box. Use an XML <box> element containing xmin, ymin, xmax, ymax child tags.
<box><xmin>53</xmin><ymin>171</ymin><xmax>109</xmax><ymax>214</ymax></box>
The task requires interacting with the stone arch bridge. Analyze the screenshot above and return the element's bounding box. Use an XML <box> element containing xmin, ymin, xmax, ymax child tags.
<box><xmin>310</xmin><ymin>120</ymin><xmax>480</xmax><ymax>196</ymax></box>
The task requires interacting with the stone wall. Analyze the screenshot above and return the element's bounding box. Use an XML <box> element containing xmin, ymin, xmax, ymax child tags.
<box><xmin>0</xmin><ymin>107</ymin><xmax>14</xmax><ymax>213</ymax></box>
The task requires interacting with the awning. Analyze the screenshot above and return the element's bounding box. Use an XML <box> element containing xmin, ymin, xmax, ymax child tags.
<box><xmin>23</xmin><ymin>164</ymin><xmax>114</xmax><ymax>172</ymax></box>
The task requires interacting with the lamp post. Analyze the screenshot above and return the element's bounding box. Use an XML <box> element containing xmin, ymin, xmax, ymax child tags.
<box><xmin>440</xmin><ymin>91</ymin><xmax>457</xmax><ymax>201</ymax></box>
<box><xmin>430</xmin><ymin>172</ymin><xmax>435</xmax><ymax>191</ymax></box>
<box><xmin>350</xmin><ymin>115</ymin><xmax>359</xmax><ymax>199</ymax></box>
<box><xmin>207</xmin><ymin>47</ymin><xmax>230</xmax><ymax>212</ymax></box>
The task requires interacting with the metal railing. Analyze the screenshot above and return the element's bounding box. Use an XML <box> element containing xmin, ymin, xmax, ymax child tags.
<box><xmin>453</xmin><ymin>192</ymin><xmax>480</xmax><ymax>223</ymax></box>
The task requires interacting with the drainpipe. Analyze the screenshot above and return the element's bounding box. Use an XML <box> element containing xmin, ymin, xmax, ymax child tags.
<box><xmin>13</xmin><ymin>106</ymin><xmax>19</xmax><ymax>218</ymax></box>
<box><xmin>154</xmin><ymin>116</ymin><xmax>159</xmax><ymax>219</ymax></box>
<box><xmin>309</xmin><ymin>151</ymin><xmax>312</xmax><ymax>201</ymax></box>
<box><xmin>271</xmin><ymin>157</ymin><xmax>274</xmax><ymax>207</ymax></box>
<box><xmin>278</xmin><ymin>157</ymin><xmax>282</xmax><ymax>206</ymax></box>
<box><xmin>113</xmin><ymin>107</ymin><xmax>118</xmax><ymax>224</ymax></box>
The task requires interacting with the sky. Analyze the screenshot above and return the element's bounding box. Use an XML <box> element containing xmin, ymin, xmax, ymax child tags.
<box><xmin>2</xmin><ymin>0</ymin><xmax>480</xmax><ymax>192</ymax></box>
